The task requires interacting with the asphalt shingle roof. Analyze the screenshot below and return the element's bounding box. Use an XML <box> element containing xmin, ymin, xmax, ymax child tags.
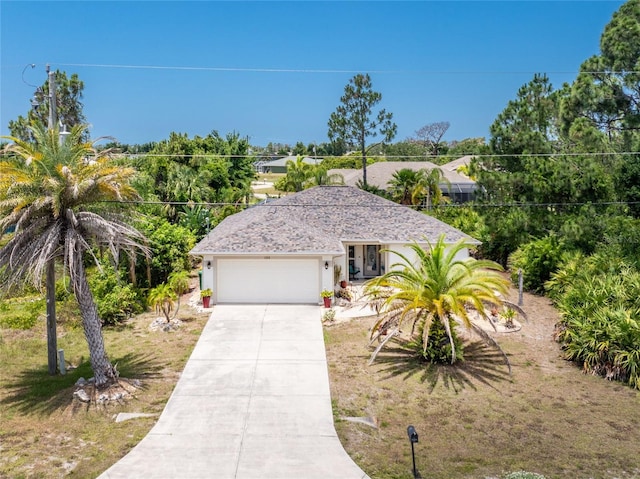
<box><xmin>191</xmin><ymin>186</ymin><xmax>478</xmax><ymax>255</ymax></box>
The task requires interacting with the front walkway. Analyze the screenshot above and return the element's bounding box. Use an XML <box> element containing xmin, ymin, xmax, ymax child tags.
<box><xmin>98</xmin><ymin>304</ymin><xmax>370</xmax><ymax>479</ymax></box>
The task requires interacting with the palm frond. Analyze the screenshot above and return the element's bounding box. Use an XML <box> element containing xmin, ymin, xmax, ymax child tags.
<box><xmin>470</xmin><ymin>323</ymin><xmax>512</xmax><ymax>375</ymax></box>
<box><xmin>363</xmin><ymin>234</ymin><xmax>510</xmax><ymax>371</ymax></box>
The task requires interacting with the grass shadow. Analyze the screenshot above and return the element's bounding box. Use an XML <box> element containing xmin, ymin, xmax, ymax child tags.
<box><xmin>372</xmin><ymin>337</ymin><xmax>511</xmax><ymax>393</ymax></box>
<box><xmin>0</xmin><ymin>352</ymin><xmax>164</xmax><ymax>416</ymax></box>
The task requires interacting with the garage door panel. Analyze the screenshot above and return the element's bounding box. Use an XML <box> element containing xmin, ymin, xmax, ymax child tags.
<box><xmin>217</xmin><ymin>258</ymin><xmax>319</xmax><ymax>304</ymax></box>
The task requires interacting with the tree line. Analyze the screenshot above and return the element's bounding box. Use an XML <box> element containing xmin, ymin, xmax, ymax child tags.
<box><xmin>441</xmin><ymin>0</ymin><xmax>640</xmax><ymax>389</ymax></box>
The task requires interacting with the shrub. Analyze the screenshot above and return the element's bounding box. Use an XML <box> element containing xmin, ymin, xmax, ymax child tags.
<box><xmin>550</xmin><ymin>254</ymin><xmax>640</xmax><ymax>389</ymax></box>
<box><xmin>558</xmin><ymin>303</ymin><xmax>640</xmax><ymax>389</ymax></box>
<box><xmin>0</xmin><ymin>298</ymin><xmax>44</xmax><ymax>329</ymax></box>
<box><xmin>508</xmin><ymin>234</ymin><xmax>566</xmax><ymax>294</ymax></box>
<box><xmin>55</xmin><ymin>276</ymin><xmax>72</xmax><ymax>302</ymax></box>
<box><xmin>478</xmin><ymin>207</ymin><xmax>533</xmax><ymax>266</ymax></box>
<box><xmin>97</xmin><ymin>285</ymin><xmax>142</xmax><ymax>326</ymax></box>
<box><xmin>138</xmin><ymin>218</ymin><xmax>196</xmax><ymax>287</ymax></box>
<box><xmin>322</xmin><ymin>309</ymin><xmax>336</xmax><ymax>323</ymax></box>
<box><xmin>89</xmin><ymin>265</ymin><xmax>144</xmax><ymax>326</ymax></box>
<box><xmin>429</xmin><ymin>206</ymin><xmax>488</xmax><ymax>246</ymax></box>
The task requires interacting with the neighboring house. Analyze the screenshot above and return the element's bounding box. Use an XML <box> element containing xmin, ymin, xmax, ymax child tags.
<box><xmin>259</xmin><ymin>156</ymin><xmax>323</xmax><ymax>174</ymax></box>
<box><xmin>190</xmin><ymin>186</ymin><xmax>479</xmax><ymax>305</ymax></box>
<box><xmin>329</xmin><ymin>159</ymin><xmax>477</xmax><ymax>203</ymax></box>
<box><xmin>440</xmin><ymin>155</ymin><xmax>475</xmax><ymax>174</ymax></box>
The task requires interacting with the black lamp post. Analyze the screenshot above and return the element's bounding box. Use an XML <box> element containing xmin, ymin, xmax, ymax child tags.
<box><xmin>407</xmin><ymin>425</ymin><xmax>419</xmax><ymax>479</ymax></box>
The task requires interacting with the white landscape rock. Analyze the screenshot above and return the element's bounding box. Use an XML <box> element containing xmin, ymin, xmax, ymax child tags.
<box><xmin>115</xmin><ymin>412</ymin><xmax>159</xmax><ymax>423</ymax></box>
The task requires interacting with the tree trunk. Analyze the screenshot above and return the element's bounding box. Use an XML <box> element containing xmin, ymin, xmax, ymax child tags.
<box><xmin>73</xmin><ymin>263</ymin><xmax>118</xmax><ymax>388</ymax></box>
<box><xmin>128</xmin><ymin>253</ymin><xmax>137</xmax><ymax>286</ymax></box>
<box><xmin>46</xmin><ymin>260</ymin><xmax>57</xmax><ymax>375</ymax></box>
<box><xmin>361</xmin><ymin>139</ymin><xmax>367</xmax><ymax>187</ymax></box>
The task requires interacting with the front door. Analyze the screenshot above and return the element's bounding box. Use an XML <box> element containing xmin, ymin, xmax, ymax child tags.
<box><xmin>364</xmin><ymin>245</ymin><xmax>380</xmax><ymax>277</ymax></box>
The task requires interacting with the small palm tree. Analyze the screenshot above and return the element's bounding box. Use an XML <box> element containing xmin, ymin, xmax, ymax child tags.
<box><xmin>306</xmin><ymin>166</ymin><xmax>344</xmax><ymax>188</ymax></box>
<box><xmin>364</xmin><ymin>235</ymin><xmax>511</xmax><ymax>369</ymax></box>
<box><xmin>0</xmin><ymin>124</ymin><xmax>147</xmax><ymax>388</ymax></box>
<box><xmin>148</xmin><ymin>283</ymin><xmax>178</xmax><ymax>323</ymax></box>
<box><xmin>168</xmin><ymin>270</ymin><xmax>190</xmax><ymax>317</ymax></box>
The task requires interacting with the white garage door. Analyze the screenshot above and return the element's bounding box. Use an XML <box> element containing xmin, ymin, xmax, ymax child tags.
<box><xmin>217</xmin><ymin>258</ymin><xmax>320</xmax><ymax>304</ymax></box>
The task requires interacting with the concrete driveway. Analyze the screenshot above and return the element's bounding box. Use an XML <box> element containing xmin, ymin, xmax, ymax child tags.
<box><xmin>99</xmin><ymin>304</ymin><xmax>370</xmax><ymax>479</ymax></box>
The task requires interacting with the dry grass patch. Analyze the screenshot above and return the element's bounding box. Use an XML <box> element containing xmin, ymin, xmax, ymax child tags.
<box><xmin>256</xmin><ymin>173</ymin><xmax>284</xmax><ymax>183</ymax></box>
<box><xmin>252</xmin><ymin>174</ymin><xmax>288</xmax><ymax>198</ymax></box>
<box><xmin>253</xmin><ymin>187</ymin><xmax>283</xmax><ymax>197</ymax></box>
<box><xmin>325</xmin><ymin>289</ymin><xmax>640</xmax><ymax>479</ymax></box>
<box><xmin>0</xmin><ymin>292</ymin><xmax>210</xmax><ymax>478</ymax></box>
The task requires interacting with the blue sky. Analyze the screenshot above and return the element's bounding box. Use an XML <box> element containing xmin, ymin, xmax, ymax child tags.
<box><xmin>0</xmin><ymin>1</ymin><xmax>625</xmax><ymax>147</ymax></box>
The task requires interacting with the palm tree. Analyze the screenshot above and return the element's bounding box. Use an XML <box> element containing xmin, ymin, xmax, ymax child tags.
<box><xmin>0</xmin><ymin>124</ymin><xmax>147</xmax><ymax>388</ymax></box>
<box><xmin>282</xmin><ymin>156</ymin><xmax>312</xmax><ymax>192</ymax></box>
<box><xmin>414</xmin><ymin>167</ymin><xmax>450</xmax><ymax>209</ymax></box>
<box><xmin>148</xmin><ymin>283</ymin><xmax>177</xmax><ymax>323</ymax></box>
<box><xmin>364</xmin><ymin>235</ymin><xmax>511</xmax><ymax>369</ymax></box>
<box><xmin>306</xmin><ymin>166</ymin><xmax>344</xmax><ymax>188</ymax></box>
<box><xmin>388</xmin><ymin>168</ymin><xmax>422</xmax><ymax>205</ymax></box>
<box><xmin>168</xmin><ymin>270</ymin><xmax>190</xmax><ymax>319</ymax></box>
<box><xmin>388</xmin><ymin>167</ymin><xmax>450</xmax><ymax>208</ymax></box>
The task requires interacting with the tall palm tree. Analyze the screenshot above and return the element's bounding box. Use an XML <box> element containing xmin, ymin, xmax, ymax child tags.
<box><xmin>414</xmin><ymin>167</ymin><xmax>450</xmax><ymax>209</ymax></box>
<box><xmin>364</xmin><ymin>235</ymin><xmax>511</xmax><ymax>368</ymax></box>
<box><xmin>0</xmin><ymin>124</ymin><xmax>147</xmax><ymax>388</ymax></box>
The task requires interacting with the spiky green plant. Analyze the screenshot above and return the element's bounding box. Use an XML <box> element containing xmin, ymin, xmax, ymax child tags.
<box><xmin>364</xmin><ymin>235</ymin><xmax>511</xmax><ymax>369</ymax></box>
<box><xmin>148</xmin><ymin>283</ymin><xmax>177</xmax><ymax>323</ymax></box>
<box><xmin>550</xmin><ymin>253</ymin><xmax>640</xmax><ymax>389</ymax></box>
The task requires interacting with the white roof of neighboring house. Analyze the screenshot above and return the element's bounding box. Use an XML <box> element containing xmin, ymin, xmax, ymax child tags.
<box><xmin>329</xmin><ymin>160</ymin><xmax>477</xmax><ymax>193</ymax></box>
<box><xmin>263</xmin><ymin>156</ymin><xmax>323</xmax><ymax>168</ymax></box>
<box><xmin>440</xmin><ymin>155</ymin><xmax>475</xmax><ymax>175</ymax></box>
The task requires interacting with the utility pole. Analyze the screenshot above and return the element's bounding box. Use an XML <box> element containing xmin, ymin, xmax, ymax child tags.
<box><xmin>45</xmin><ymin>63</ymin><xmax>58</xmax><ymax>375</ymax></box>
<box><xmin>47</xmin><ymin>64</ymin><xmax>57</xmax><ymax>131</ymax></box>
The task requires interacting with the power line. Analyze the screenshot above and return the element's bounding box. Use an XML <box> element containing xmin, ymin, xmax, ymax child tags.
<box><xmin>51</xmin><ymin>62</ymin><xmax>640</xmax><ymax>76</ymax></box>
<box><xmin>98</xmin><ymin>151</ymin><xmax>640</xmax><ymax>159</ymax></box>
<box><xmin>102</xmin><ymin>199</ymin><xmax>640</xmax><ymax>210</ymax></box>
<box><xmin>3</xmin><ymin>150</ymin><xmax>639</xmax><ymax>164</ymax></box>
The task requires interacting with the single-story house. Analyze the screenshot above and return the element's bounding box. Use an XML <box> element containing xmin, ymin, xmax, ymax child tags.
<box><xmin>441</xmin><ymin>155</ymin><xmax>475</xmax><ymax>174</ymax></box>
<box><xmin>258</xmin><ymin>156</ymin><xmax>323</xmax><ymax>174</ymax></box>
<box><xmin>329</xmin><ymin>159</ymin><xmax>477</xmax><ymax>203</ymax></box>
<box><xmin>190</xmin><ymin>186</ymin><xmax>479</xmax><ymax>305</ymax></box>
